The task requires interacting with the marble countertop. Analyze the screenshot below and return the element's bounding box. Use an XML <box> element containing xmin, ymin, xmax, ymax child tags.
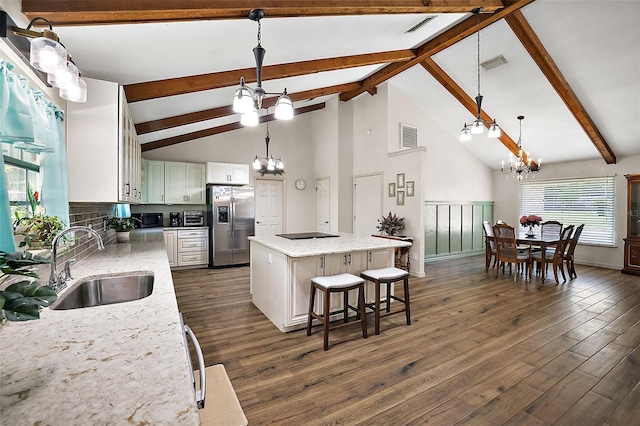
<box><xmin>249</xmin><ymin>232</ymin><xmax>412</xmax><ymax>257</ymax></box>
<box><xmin>0</xmin><ymin>229</ymin><xmax>200</xmax><ymax>425</ymax></box>
<box><xmin>163</xmin><ymin>226</ymin><xmax>208</xmax><ymax>231</ymax></box>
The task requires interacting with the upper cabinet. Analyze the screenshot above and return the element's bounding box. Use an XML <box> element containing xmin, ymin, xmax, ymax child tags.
<box><xmin>143</xmin><ymin>159</ymin><xmax>165</xmax><ymax>204</ymax></box>
<box><xmin>67</xmin><ymin>78</ymin><xmax>141</xmax><ymax>203</ymax></box>
<box><xmin>206</xmin><ymin>162</ymin><xmax>249</xmax><ymax>185</ymax></box>
<box><xmin>165</xmin><ymin>161</ymin><xmax>206</xmax><ymax>204</ymax></box>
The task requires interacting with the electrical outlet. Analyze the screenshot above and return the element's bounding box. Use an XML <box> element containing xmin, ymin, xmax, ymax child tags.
<box><xmin>412</xmin><ymin>253</ymin><xmax>418</xmax><ymax>260</ymax></box>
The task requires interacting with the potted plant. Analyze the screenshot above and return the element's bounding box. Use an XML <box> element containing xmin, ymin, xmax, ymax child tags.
<box><xmin>0</xmin><ymin>251</ymin><xmax>57</xmax><ymax>323</ymax></box>
<box><xmin>13</xmin><ymin>185</ymin><xmax>66</xmax><ymax>250</ymax></box>
<box><xmin>106</xmin><ymin>217</ymin><xmax>140</xmax><ymax>243</ymax></box>
<box><xmin>377</xmin><ymin>211</ymin><xmax>405</xmax><ymax>236</ymax></box>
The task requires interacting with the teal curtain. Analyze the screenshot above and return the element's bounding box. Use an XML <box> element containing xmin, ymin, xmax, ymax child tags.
<box><xmin>0</xmin><ymin>60</ymin><xmax>69</xmax><ymax>251</ymax></box>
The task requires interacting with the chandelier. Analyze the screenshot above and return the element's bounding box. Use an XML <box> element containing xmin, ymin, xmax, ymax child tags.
<box><xmin>252</xmin><ymin>121</ymin><xmax>284</xmax><ymax>175</ymax></box>
<box><xmin>501</xmin><ymin>115</ymin><xmax>541</xmax><ymax>180</ymax></box>
<box><xmin>232</xmin><ymin>9</ymin><xmax>294</xmax><ymax>126</ymax></box>
<box><xmin>459</xmin><ymin>8</ymin><xmax>500</xmax><ymax>141</ymax></box>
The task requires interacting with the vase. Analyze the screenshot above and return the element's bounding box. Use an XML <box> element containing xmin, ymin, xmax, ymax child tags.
<box><xmin>116</xmin><ymin>231</ymin><xmax>130</xmax><ymax>243</ymax></box>
<box><xmin>526</xmin><ymin>225</ymin><xmax>535</xmax><ymax>238</ymax></box>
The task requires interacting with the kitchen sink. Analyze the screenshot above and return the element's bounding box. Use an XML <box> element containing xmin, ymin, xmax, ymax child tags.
<box><xmin>50</xmin><ymin>272</ymin><xmax>154</xmax><ymax>310</ymax></box>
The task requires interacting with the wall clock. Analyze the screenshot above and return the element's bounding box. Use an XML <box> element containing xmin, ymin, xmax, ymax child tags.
<box><xmin>295</xmin><ymin>179</ymin><xmax>306</xmax><ymax>190</ymax></box>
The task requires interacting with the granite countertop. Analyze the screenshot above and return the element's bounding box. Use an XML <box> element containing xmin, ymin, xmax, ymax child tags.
<box><xmin>163</xmin><ymin>226</ymin><xmax>208</xmax><ymax>231</ymax></box>
<box><xmin>0</xmin><ymin>229</ymin><xmax>200</xmax><ymax>425</ymax></box>
<box><xmin>249</xmin><ymin>232</ymin><xmax>412</xmax><ymax>257</ymax></box>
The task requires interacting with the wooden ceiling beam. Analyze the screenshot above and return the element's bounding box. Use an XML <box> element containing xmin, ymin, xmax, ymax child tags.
<box><xmin>140</xmin><ymin>102</ymin><xmax>325</xmax><ymax>152</ymax></box>
<box><xmin>505</xmin><ymin>10</ymin><xmax>616</xmax><ymax>164</ymax></box>
<box><xmin>136</xmin><ymin>82</ymin><xmax>359</xmax><ymax>134</ymax></box>
<box><xmin>124</xmin><ymin>50</ymin><xmax>414</xmax><ymax>102</ymax></box>
<box><xmin>339</xmin><ymin>0</ymin><xmax>535</xmax><ymax>102</ymax></box>
<box><xmin>22</xmin><ymin>1</ymin><xmax>504</xmax><ymax>26</ymax></box>
<box><xmin>421</xmin><ymin>57</ymin><xmax>539</xmax><ymax>169</ymax></box>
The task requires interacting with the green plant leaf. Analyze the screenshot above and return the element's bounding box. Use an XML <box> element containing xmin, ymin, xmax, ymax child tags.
<box><xmin>2</xmin><ymin>298</ymin><xmax>41</xmax><ymax>321</ymax></box>
<box><xmin>5</xmin><ymin>281</ymin><xmax>57</xmax><ymax>306</ymax></box>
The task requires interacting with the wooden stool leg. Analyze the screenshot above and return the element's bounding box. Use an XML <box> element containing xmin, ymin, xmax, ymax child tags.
<box><xmin>385</xmin><ymin>281</ymin><xmax>391</xmax><ymax>313</ymax></box>
<box><xmin>374</xmin><ymin>279</ymin><xmax>381</xmax><ymax>335</ymax></box>
<box><xmin>343</xmin><ymin>291</ymin><xmax>349</xmax><ymax>323</ymax></box>
<box><xmin>323</xmin><ymin>288</ymin><xmax>330</xmax><ymax>351</ymax></box>
<box><xmin>306</xmin><ymin>284</ymin><xmax>316</xmax><ymax>336</ymax></box>
<box><xmin>403</xmin><ymin>276</ymin><xmax>411</xmax><ymax>325</ymax></box>
<box><xmin>359</xmin><ymin>284</ymin><xmax>367</xmax><ymax>338</ymax></box>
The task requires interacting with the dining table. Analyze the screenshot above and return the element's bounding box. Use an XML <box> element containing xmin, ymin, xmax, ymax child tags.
<box><xmin>516</xmin><ymin>233</ymin><xmax>561</xmax><ymax>283</ymax></box>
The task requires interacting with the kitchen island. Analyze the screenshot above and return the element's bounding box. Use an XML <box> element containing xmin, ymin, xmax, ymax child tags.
<box><xmin>0</xmin><ymin>229</ymin><xmax>200</xmax><ymax>425</ymax></box>
<box><xmin>249</xmin><ymin>233</ymin><xmax>412</xmax><ymax>332</ymax></box>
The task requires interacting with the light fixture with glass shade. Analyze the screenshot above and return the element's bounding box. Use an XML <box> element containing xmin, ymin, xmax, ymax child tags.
<box><xmin>233</xmin><ymin>9</ymin><xmax>294</xmax><ymax>126</ymax></box>
<box><xmin>459</xmin><ymin>8</ymin><xmax>501</xmax><ymax>141</ymax></box>
<box><xmin>252</xmin><ymin>120</ymin><xmax>284</xmax><ymax>176</ymax></box>
<box><xmin>501</xmin><ymin>115</ymin><xmax>541</xmax><ymax>180</ymax></box>
<box><xmin>0</xmin><ymin>12</ymin><xmax>87</xmax><ymax>103</ymax></box>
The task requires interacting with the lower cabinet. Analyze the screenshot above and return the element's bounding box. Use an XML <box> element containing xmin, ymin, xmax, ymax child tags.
<box><xmin>287</xmin><ymin>249</ymin><xmax>393</xmax><ymax>328</ymax></box>
<box><xmin>164</xmin><ymin>230</ymin><xmax>178</xmax><ymax>267</ymax></box>
<box><xmin>164</xmin><ymin>228</ymin><xmax>208</xmax><ymax>268</ymax></box>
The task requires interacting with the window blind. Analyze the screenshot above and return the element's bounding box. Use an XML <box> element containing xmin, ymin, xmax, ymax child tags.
<box><xmin>519</xmin><ymin>176</ymin><xmax>615</xmax><ymax>246</ymax></box>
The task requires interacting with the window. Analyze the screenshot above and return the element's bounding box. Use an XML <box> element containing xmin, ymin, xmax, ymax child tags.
<box><xmin>3</xmin><ymin>143</ymin><xmax>41</xmax><ymax>209</ymax></box>
<box><xmin>519</xmin><ymin>176</ymin><xmax>615</xmax><ymax>246</ymax></box>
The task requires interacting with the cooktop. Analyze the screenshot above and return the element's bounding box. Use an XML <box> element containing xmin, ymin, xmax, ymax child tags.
<box><xmin>276</xmin><ymin>232</ymin><xmax>340</xmax><ymax>240</ymax></box>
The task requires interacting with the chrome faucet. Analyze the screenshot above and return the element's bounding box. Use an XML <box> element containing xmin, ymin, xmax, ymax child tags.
<box><xmin>49</xmin><ymin>226</ymin><xmax>105</xmax><ymax>293</ymax></box>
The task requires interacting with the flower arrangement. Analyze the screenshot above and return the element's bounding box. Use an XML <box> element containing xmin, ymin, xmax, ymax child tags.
<box><xmin>13</xmin><ymin>185</ymin><xmax>66</xmax><ymax>249</ymax></box>
<box><xmin>106</xmin><ymin>217</ymin><xmax>140</xmax><ymax>232</ymax></box>
<box><xmin>377</xmin><ymin>211</ymin><xmax>405</xmax><ymax>236</ymax></box>
<box><xmin>519</xmin><ymin>215</ymin><xmax>543</xmax><ymax>227</ymax></box>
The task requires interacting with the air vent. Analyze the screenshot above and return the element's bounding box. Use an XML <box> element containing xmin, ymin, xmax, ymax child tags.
<box><xmin>405</xmin><ymin>16</ymin><xmax>435</xmax><ymax>33</ymax></box>
<box><xmin>400</xmin><ymin>123</ymin><xmax>418</xmax><ymax>149</ymax></box>
<box><xmin>481</xmin><ymin>55</ymin><xmax>508</xmax><ymax>70</ymax></box>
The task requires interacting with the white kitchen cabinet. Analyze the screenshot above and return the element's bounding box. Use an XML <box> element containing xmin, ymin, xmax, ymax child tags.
<box><xmin>165</xmin><ymin>228</ymin><xmax>208</xmax><ymax>268</ymax></box>
<box><xmin>164</xmin><ymin>161</ymin><xmax>205</xmax><ymax>204</ymax></box>
<box><xmin>67</xmin><ymin>77</ymin><xmax>141</xmax><ymax>203</ymax></box>
<box><xmin>177</xmin><ymin>228</ymin><xmax>208</xmax><ymax>266</ymax></box>
<box><xmin>286</xmin><ymin>249</ymin><xmax>392</xmax><ymax>330</ymax></box>
<box><xmin>163</xmin><ymin>230</ymin><xmax>178</xmax><ymax>267</ymax></box>
<box><xmin>206</xmin><ymin>162</ymin><xmax>249</xmax><ymax>185</ymax></box>
<box><xmin>144</xmin><ymin>160</ymin><xmax>165</xmax><ymax>204</ymax></box>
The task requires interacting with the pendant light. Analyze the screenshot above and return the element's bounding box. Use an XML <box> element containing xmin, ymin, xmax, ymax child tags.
<box><xmin>459</xmin><ymin>8</ymin><xmax>500</xmax><ymax>141</ymax></box>
<box><xmin>233</xmin><ymin>9</ymin><xmax>294</xmax><ymax>126</ymax></box>
<box><xmin>501</xmin><ymin>115</ymin><xmax>541</xmax><ymax>180</ymax></box>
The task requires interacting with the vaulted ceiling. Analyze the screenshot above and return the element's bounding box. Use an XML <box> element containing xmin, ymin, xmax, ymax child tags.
<box><xmin>17</xmin><ymin>0</ymin><xmax>640</xmax><ymax>168</ymax></box>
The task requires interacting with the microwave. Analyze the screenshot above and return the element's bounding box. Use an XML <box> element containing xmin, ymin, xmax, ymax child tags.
<box><xmin>132</xmin><ymin>213</ymin><xmax>163</xmax><ymax>228</ymax></box>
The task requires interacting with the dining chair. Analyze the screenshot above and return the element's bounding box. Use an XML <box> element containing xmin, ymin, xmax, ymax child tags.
<box><xmin>541</xmin><ymin>221</ymin><xmax>563</xmax><ymax>238</ymax></box>
<box><xmin>493</xmin><ymin>223</ymin><xmax>531</xmax><ymax>282</ymax></box>
<box><xmin>532</xmin><ymin>225</ymin><xmax>574</xmax><ymax>284</ymax></box>
<box><xmin>562</xmin><ymin>224</ymin><xmax>584</xmax><ymax>279</ymax></box>
<box><xmin>482</xmin><ymin>220</ymin><xmax>497</xmax><ymax>271</ymax></box>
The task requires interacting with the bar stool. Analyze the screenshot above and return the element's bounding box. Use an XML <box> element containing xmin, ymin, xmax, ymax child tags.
<box><xmin>360</xmin><ymin>267</ymin><xmax>411</xmax><ymax>335</ymax></box>
<box><xmin>306</xmin><ymin>273</ymin><xmax>367</xmax><ymax>351</ymax></box>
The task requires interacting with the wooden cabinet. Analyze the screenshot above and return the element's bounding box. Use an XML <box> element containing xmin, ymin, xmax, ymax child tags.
<box><xmin>206</xmin><ymin>162</ymin><xmax>249</xmax><ymax>185</ymax></box>
<box><xmin>177</xmin><ymin>228</ymin><xmax>208</xmax><ymax>267</ymax></box>
<box><xmin>287</xmin><ymin>249</ymin><xmax>392</xmax><ymax>329</ymax></box>
<box><xmin>161</xmin><ymin>161</ymin><xmax>206</xmax><ymax>205</ymax></box>
<box><xmin>143</xmin><ymin>160</ymin><xmax>165</xmax><ymax>204</ymax></box>
<box><xmin>67</xmin><ymin>78</ymin><xmax>141</xmax><ymax>203</ymax></box>
<box><xmin>163</xmin><ymin>230</ymin><xmax>178</xmax><ymax>267</ymax></box>
<box><xmin>164</xmin><ymin>228</ymin><xmax>208</xmax><ymax>268</ymax></box>
<box><xmin>623</xmin><ymin>174</ymin><xmax>640</xmax><ymax>276</ymax></box>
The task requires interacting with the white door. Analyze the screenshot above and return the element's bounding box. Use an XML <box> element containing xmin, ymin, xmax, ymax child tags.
<box><xmin>255</xmin><ymin>179</ymin><xmax>284</xmax><ymax>236</ymax></box>
<box><xmin>316</xmin><ymin>178</ymin><xmax>330</xmax><ymax>233</ymax></box>
<box><xmin>354</xmin><ymin>174</ymin><xmax>382</xmax><ymax>236</ymax></box>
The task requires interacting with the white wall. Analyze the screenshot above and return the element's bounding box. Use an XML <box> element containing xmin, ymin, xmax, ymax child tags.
<box><xmin>493</xmin><ymin>154</ymin><xmax>640</xmax><ymax>270</ymax></box>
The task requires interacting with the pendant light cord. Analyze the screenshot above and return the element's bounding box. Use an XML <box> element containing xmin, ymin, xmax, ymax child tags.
<box><xmin>476</xmin><ymin>11</ymin><xmax>481</xmax><ymax>98</ymax></box>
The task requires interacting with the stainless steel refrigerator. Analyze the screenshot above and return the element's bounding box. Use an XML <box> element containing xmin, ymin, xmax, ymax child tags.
<box><xmin>206</xmin><ymin>185</ymin><xmax>255</xmax><ymax>267</ymax></box>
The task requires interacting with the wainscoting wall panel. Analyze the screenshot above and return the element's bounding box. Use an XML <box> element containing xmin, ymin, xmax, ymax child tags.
<box><xmin>425</xmin><ymin>201</ymin><xmax>493</xmax><ymax>260</ymax></box>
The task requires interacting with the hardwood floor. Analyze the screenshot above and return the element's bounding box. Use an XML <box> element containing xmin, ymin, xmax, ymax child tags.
<box><xmin>172</xmin><ymin>256</ymin><xmax>640</xmax><ymax>425</ymax></box>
